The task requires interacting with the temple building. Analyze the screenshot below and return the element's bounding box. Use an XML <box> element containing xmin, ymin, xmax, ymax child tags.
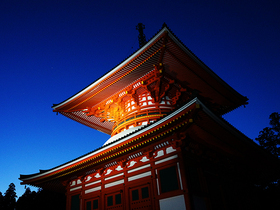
<box><xmin>20</xmin><ymin>24</ymin><xmax>280</xmax><ymax>210</ymax></box>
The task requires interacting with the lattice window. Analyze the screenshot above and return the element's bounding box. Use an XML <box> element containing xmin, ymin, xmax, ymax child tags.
<box><xmin>129</xmin><ymin>184</ymin><xmax>152</xmax><ymax>210</ymax></box>
<box><xmin>158</xmin><ymin>165</ymin><xmax>180</xmax><ymax>194</ymax></box>
<box><xmin>105</xmin><ymin>191</ymin><xmax>123</xmax><ymax>210</ymax></box>
<box><xmin>85</xmin><ymin>197</ymin><xmax>99</xmax><ymax>210</ymax></box>
<box><xmin>71</xmin><ymin>194</ymin><xmax>80</xmax><ymax>210</ymax></box>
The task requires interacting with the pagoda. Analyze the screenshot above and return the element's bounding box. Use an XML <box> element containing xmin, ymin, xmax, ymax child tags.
<box><xmin>19</xmin><ymin>24</ymin><xmax>280</xmax><ymax>210</ymax></box>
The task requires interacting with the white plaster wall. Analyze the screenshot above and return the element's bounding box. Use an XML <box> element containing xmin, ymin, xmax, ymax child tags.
<box><xmin>159</xmin><ymin>195</ymin><xmax>186</xmax><ymax>210</ymax></box>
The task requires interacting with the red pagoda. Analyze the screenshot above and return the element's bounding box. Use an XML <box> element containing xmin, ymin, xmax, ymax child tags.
<box><xmin>19</xmin><ymin>24</ymin><xmax>280</xmax><ymax>210</ymax></box>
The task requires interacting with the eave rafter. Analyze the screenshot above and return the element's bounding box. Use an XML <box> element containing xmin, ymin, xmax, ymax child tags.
<box><xmin>82</xmin><ymin>63</ymin><xmax>189</xmax><ymax>127</ymax></box>
<box><xmin>82</xmin><ymin>36</ymin><xmax>169</xmax><ymax>121</ymax></box>
<box><xmin>63</xmin><ymin>35</ymin><xmax>165</xmax><ymax>113</ymax></box>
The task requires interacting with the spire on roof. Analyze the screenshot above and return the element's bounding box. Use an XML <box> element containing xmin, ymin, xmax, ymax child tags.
<box><xmin>136</xmin><ymin>23</ymin><xmax>147</xmax><ymax>48</ymax></box>
<box><xmin>162</xmin><ymin>22</ymin><xmax>168</xmax><ymax>28</ymax></box>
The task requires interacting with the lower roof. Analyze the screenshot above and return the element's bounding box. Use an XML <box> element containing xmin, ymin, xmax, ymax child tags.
<box><xmin>20</xmin><ymin>98</ymin><xmax>200</xmax><ymax>183</ymax></box>
<box><xmin>20</xmin><ymin>97</ymin><xmax>279</xmax><ymax>190</ymax></box>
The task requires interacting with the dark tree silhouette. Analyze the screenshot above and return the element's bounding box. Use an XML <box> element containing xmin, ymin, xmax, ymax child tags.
<box><xmin>0</xmin><ymin>192</ymin><xmax>4</xmax><ymax>210</ymax></box>
<box><xmin>16</xmin><ymin>187</ymin><xmax>37</xmax><ymax>210</ymax></box>
<box><xmin>256</xmin><ymin>112</ymin><xmax>280</xmax><ymax>158</ymax></box>
<box><xmin>254</xmin><ymin>112</ymin><xmax>280</xmax><ymax>209</ymax></box>
<box><xmin>35</xmin><ymin>188</ymin><xmax>66</xmax><ymax>210</ymax></box>
<box><xmin>3</xmin><ymin>183</ymin><xmax>17</xmax><ymax>210</ymax></box>
<box><xmin>16</xmin><ymin>187</ymin><xmax>66</xmax><ymax>210</ymax></box>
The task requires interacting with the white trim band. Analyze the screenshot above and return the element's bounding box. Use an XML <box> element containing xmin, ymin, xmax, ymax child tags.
<box><xmin>128</xmin><ymin>164</ymin><xmax>150</xmax><ymax>174</ymax></box>
<box><xmin>128</xmin><ymin>171</ymin><xmax>151</xmax><ymax>182</ymax></box>
<box><xmin>105</xmin><ymin>173</ymin><xmax>124</xmax><ymax>181</ymax></box>
<box><xmin>85</xmin><ymin>180</ymin><xmax>101</xmax><ymax>187</ymax></box>
<box><xmin>155</xmin><ymin>155</ymin><xmax>178</xmax><ymax>165</ymax></box>
<box><xmin>69</xmin><ymin>186</ymin><xmax>82</xmax><ymax>191</ymax></box>
<box><xmin>105</xmin><ymin>179</ymin><xmax>124</xmax><ymax>188</ymax></box>
<box><xmin>85</xmin><ymin>186</ymin><xmax>101</xmax><ymax>194</ymax></box>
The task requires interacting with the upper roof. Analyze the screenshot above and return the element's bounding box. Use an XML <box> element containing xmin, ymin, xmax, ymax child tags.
<box><xmin>52</xmin><ymin>24</ymin><xmax>248</xmax><ymax>135</ymax></box>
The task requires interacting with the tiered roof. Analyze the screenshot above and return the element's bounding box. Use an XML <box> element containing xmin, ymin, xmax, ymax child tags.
<box><xmin>20</xmin><ymin>24</ymin><xmax>261</xmax><ymax>191</ymax></box>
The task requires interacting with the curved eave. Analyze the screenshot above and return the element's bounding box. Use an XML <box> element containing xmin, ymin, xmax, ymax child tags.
<box><xmin>52</xmin><ymin>27</ymin><xmax>169</xmax><ymax>111</ymax></box>
<box><xmin>189</xmin><ymin>102</ymin><xmax>280</xmax><ymax>181</ymax></box>
<box><xmin>52</xmin><ymin>24</ymin><xmax>248</xmax><ymax>134</ymax></box>
<box><xmin>20</xmin><ymin>97</ymin><xmax>279</xmax><ymax>188</ymax></box>
<box><xmin>20</xmin><ymin>97</ymin><xmax>201</xmax><ymax>185</ymax></box>
<box><xmin>53</xmin><ymin>25</ymin><xmax>247</xmax><ymax>112</ymax></box>
<box><xmin>166</xmin><ymin>26</ymin><xmax>247</xmax><ymax>105</ymax></box>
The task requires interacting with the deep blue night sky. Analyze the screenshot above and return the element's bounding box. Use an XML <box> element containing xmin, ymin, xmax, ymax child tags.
<box><xmin>1</xmin><ymin>0</ymin><xmax>280</xmax><ymax>198</ymax></box>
